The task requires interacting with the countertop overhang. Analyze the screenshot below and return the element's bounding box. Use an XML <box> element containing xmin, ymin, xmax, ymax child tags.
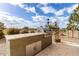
<box><xmin>5</xmin><ymin>33</ymin><xmax>46</xmax><ymax>40</ymax></box>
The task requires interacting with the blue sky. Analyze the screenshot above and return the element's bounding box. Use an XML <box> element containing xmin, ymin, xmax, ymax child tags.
<box><xmin>0</xmin><ymin>3</ymin><xmax>78</xmax><ymax>28</ymax></box>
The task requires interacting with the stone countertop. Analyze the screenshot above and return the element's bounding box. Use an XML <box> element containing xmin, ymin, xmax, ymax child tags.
<box><xmin>5</xmin><ymin>33</ymin><xmax>46</xmax><ymax>41</ymax></box>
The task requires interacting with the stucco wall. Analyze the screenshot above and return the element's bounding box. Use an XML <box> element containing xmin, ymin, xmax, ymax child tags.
<box><xmin>6</xmin><ymin>33</ymin><xmax>52</xmax><ymax>56</ymax></box>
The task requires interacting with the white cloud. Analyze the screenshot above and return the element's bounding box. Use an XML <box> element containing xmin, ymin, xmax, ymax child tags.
<box><xmin>41</xmin><ymin>6</ymin><xmax>56</xmax><ymax>14</ymax></box>
<box><xmin>40</xmin><ymin>4</ymin><xmax>78</xmax><ymax>16</ymax></box>
<box><xmin>18</xmin><ymin>4</ymin><xmax>36</xmax><ymax>13</ymax></box>
<box><xmin>9</xmin><ymin>3</ymin><xmax>19</xmax><ymax>5</ymax></box>
<box><xmin>66</xmin><ymin>4</ymin><xmax>78</xmax><ymax>14</ymax></box>
<box><xmin>9</xmin><ymin>3</ymin><xmax>25</xmax><ymax>8</ymax></box>
<box><xmin>0</xmin><ymin>11</ymin><xmax>10</xmax><ymax>15</ymax></box>
<box><xmin>10</xmin><ymin>3</ymin><xmax>36</xmax><ymax>14</ymax></box>
<box><xmin>32</xmin><ymin>14</ymin><xmax>70</xmax><ymax>28</ymax></box>
<box><xmin>49</xmin><ymin>16</ymin><xmax>69</xmax><ymax>28</ymax></box>
<box><xmin>0</xmin><ymin>11</ymin><xmax>44</xmax><ymax>28</ymax></box>
<box><xmin>0</xmin><ymin>11</ymin><xmax>36</xmax><ymax>28</ymax></box>
<box><xmin>39</xmin><ymin>3</ymin><xmax>48</xmax><ymax>6</ymax></box>
<box><xmin>32</xmin><ymin>15</ymin><xmax>48</xmax><ymax>22</ymax></box>
<box><xmin>57</xmin><ymin>16</ymin><xmax>69</xmax><ymax>21</ymax></box>
<box><xmin>58</xmin><ymin>16</ymin><xmax>69</xmax><ymax>28</ymax></box>
<box><xmin>1</xmin><ymin>3</ymin><xmax>78</xmax><ymax>28</ymax></box>
<box><xmin>18</xmin><ymin>4</ymin><xmax>25</xmax><ymax>8</ymax></box>
<box><xmin>54</xmin><ymin>4</ymin><xmax>78</xmax><ymax>16</ymax></box>
<box><xmin>24</xmin><ymin>7</ymin><xmax>36</xmax><ymax>13</ymax></box>
<box><xmin>46</xmin><ymin>4</ymin><xmax>78</xmax><ymax>28</ymax></box>
<box><xmin>37</xmin><ymin>3</ymin><xmax>48</xmax><ymax>7</ymax></box>
<box><xmin>10</xmin><ymin>3</ymin><xmax>79</xmax><ymax>15</ymax></box>
<box><xmin>55</xmin><ymin>8</ymin><xmax>65</xmax><ymax>16</ymax></box>
<box><xmin>0</xmin><ymin>11</ymin><xmax>11</xmax><ymax>22</ymax></box>
<box><xmin>19</xmin><ymin>4</ymin><xmax>36</xmax><ymax>13</ymax></box>
<box><xmin>40</xmin><ymin>5</ymin><xmax>65</xmax><ymax>16</ymax></box>
<box><xmin>32</xmin><ymin>15</ymin><xmax>49</xmax><ymax>27</ymax></box>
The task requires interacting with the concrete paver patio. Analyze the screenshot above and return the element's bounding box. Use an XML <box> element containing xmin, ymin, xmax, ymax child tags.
<box><xmin>36</xmin><ymin>35</ymin><xmax>79</xmax><ymax>56</ymax></box>
<box><xmin>36</xmin><ymin>42</ymin><xmax>79</xmax><ymax>56</ymax></box>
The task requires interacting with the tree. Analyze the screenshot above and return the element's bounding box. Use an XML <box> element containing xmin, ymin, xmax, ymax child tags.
<box><xmin>0</xmin><ymin>22</ymin><xmax>4</xmax><ymax>30</ymax></box>
<box><xmin>67</xmin><ymin>5</ymin><xmax>79</xmax><ymax>38</ymax></box>
<box><xmin>46</xmin><ymin>19</ymin><xmax>57</xmax><ymax>31</ymax></box>
<box><xmin>67</xmin><ymin>10</ymin><xmax>77</xmax><ymax>38</ymax></box>
<box><xmin>23</xmin><ymin>27</ymin><xmax>29</xmax><ymax>29</ymax></box>
<box><xmin>0</xmin><ymin>22</ymin><xmax>5</xmax><ymax>39</ymax></box>
<box><xmin>48</xmin><ymin>24</ymin><xmax>56</xmax><ymax>31</ymax></box>
<box><xmin>75</xmin><ymin>5</ymin><xmax>79</xmax><ymax>38</ymax></box>
<box><xmin>72</xmin><ymin>5</ymin><xmax>79</xmax><ymax>38</ymax></box>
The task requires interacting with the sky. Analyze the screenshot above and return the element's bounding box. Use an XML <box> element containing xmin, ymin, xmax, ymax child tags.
<box><xmin>0</xmin><ymin>3</ymin><xmax>78</xmax><ymax>28</ymax></box>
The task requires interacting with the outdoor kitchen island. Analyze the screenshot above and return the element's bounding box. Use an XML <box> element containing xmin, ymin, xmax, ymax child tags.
<box><xmin>5</xmin><ymin>32</ymin><xmax>52</xmax><ymax>56</ymax></box>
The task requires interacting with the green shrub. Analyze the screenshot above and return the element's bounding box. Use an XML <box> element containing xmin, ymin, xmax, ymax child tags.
<box><xmin>0</xmin><ymin>30</ymin><xmax>5</xmax><ymax>39</ymax></box>
<box><xmin>55</xmin><ymin>39</ymin><xmax>61</xmax><ymax>43</ymax></box>
<box><xmin>19</xmin><ymin>29</ymin><xmax>28</xmax><ymax>34</ymax></box>
<box><xmin>30</xmin><ymin>31</ymin><xmax>35</xmax><ymax>33</ymax></box>
<box><xmin>3</xmin><ymin>28</ymin><xmax>19</xmax><ymax>35</ymax></box>
<box><xmin>13</xmin><ymin>29</ymin><xmax>19</xmax><ymax>34</ymax></box>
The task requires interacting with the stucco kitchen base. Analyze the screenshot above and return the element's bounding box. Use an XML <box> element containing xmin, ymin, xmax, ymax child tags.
<box><xmin>5</xmin><ymin>33</ymin><xmax>52</xmax><ymax>56</ymax></box>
